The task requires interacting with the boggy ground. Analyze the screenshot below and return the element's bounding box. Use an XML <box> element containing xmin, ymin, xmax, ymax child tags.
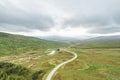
<box><xmin>53</xmin><ymin>48</ymin><xmax>120</xmax><ymax>80</ymax></box>
<box><xmin>0</xmin><ymin>50</ymin><xmax>73</xmax><ymax>80</ymax></box>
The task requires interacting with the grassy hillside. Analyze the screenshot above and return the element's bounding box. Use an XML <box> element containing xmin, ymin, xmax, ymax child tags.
<box><xmin>53</xmin><ymin>36</ymin><xmax>120</xmax><ymax>80</ymax></box>
<box><xmin>0</xmin><ymin>62</ymin><xmax>49</xmax><ymax>80</ymax></box>
<box><xmin>0</xmin><ymin>50</ymin><xmax>73</xmax><ymax>80</ymax></box>
<box><xmin>0</xmin><ymin>32</ymin><xmax>68</xmax><ymax>56</ymax></box>
<box><xmin>54</xmin><ymin>48</ymin><xmax>120</xmax><ymax>80</ymax></box>
<box><xmin>0</xmin><ymin>33</ymin><xmax>119</xmax><ymax>80</ymax></box>
<box><xmin>0</xmin><ymin>62</ymin><xmax>31</xmax><ymax>80</ymax></box>
<box><xmin>74</xmin><ymin>36</ymin><xmax>120</xmax><ymax>49</ymax></box>
<box><xmin>0</xmin><ymin>32</ymin><xmax>71</xmax><ymax>80</ymax></box>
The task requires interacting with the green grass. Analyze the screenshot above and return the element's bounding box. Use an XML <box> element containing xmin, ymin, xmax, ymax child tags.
<box><xmin>0</xmin><ymin>32</ymin><xmax>68</xmax><ymax>56</ymax></box>
<box><xmin>54</xmin><ymin>38</ymin><xmax>120</xmax><ymax>80</ymax></box>
<box><xmin>76</xmin><ymin>41</ymin><xmax>120</xmax><ymax>49</ymax></box>
<box><xmin>53</xmin><ymin>48</ymin><xmax>120</xmax><ymax>80</ymax></box>
<box><xmin>0</xmin><ymin>32</ymin><xmax>71</xmax><ymax>80</ymax></box>
<box><xmin>0</xmin><ymin>50</ymin><xmax>73</xmax><ymax>80</ymax></box>
<box><xmin>75</xmin><ymin>37</ymin><xmax>120</xmax><ymax>49</ymax></box>
<box><xmin>0</xmin><ymin>62</ymin><xmax>31</xmax><ymax>80</ymax></box>
<box><xmin>0</xmin><ymin>32</ymin><xmax>120</xmax><ymax>80</ymax></box>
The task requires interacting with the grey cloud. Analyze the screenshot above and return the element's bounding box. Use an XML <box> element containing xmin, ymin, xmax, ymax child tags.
<box><xmin>0</xmin><ymin>0</ymin><xmax>54</xmax><ymax>32</ymax></box>
<box><xmin>64</xmin><ymin>15</ymin><xmax>110</xmax><ymax>27</ymax></box>
<box><xmin>58</xmin><ymin>0</ymin><xmax>120</xmax><ymax>33</ymax></box>
<box><xmin>63</xmin><ymin>13</ymin><xmax>120</xmax><ymax>33</ymax></box>
<box><xmin>0</xmin><ymin>0</ymin><xmax>120</xmax><ymax>35</ymax></box>
<box><xmin>88</xmin><ymin>26</ymin><xmax>120</xmax><ymax>34</ymax></box>
<box><xmin>0</xmin><ymin>24</ymin><xmax>31</xmax><ymax>32</ymax></box>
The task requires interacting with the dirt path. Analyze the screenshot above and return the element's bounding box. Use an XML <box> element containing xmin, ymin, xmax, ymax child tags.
<box><xmin>46</xmin><ymin>50</ymin><xmax>78</xmax><ymax>80</ymax></box>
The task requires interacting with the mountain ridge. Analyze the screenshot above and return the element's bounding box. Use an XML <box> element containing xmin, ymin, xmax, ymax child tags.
<box><xmin>0</xmin><ymin>32</ymin><xmax>68</xmax><ymax>56</ymax></box>
<box><xmin>74</xmin><ymin>35</ymin><xmax>120</xmax><ymax>48</ymax></box>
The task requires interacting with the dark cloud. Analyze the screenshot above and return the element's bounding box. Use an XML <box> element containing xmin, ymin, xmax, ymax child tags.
<box><xmin>88</xmin><ymin>26</ymin><xmax>120</xmax><ymax>34</ymax></box>
<box><xmin>0</xmin><ymin>0</ymin><xmax>54</xmax><ymax>32</ymax></box>
<box><xmin>64</xmin><ymin>16</ymin><xmax>110</xmax><ymax>27</ymax></box>
<box><xmin>60</xmin><ymin>0</ymin><xmax>120</xmax><ymax>33</ymax></box>
<box><xmin>63</xmin><ymin>14</ymin><xmax>120</xmax><ymax>33</ymax></box>
<box><xmin>0</xmin><ymin>0</ymin><xmax>120</xmax><ymax>36</ymax></box>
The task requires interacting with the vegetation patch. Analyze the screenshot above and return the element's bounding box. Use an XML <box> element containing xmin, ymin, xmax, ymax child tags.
<box><xmin>0</xmin><ymin>62</ymin><xmax>31</xmax><ymax>80</ymax></box>
<box><xmin>0</xmin><ymin>32</ymin><xmax>69</xmax><ymax>56</ymax></box>
<box><xmin>53</xmin><ymin>48</ymin><xmax>120</xmax><ymax>80</ymax></box>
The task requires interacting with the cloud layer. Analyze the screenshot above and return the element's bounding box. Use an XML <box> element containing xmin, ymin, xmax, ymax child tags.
<box><xmin>0</xmin><ymin>0</ymin><xmax>55</xmax><ymax>32</ymax></box>
<box><xmin>0</xmin><ymin>0</ymin><xmax>120</xmax><ymax>38</ymax></box>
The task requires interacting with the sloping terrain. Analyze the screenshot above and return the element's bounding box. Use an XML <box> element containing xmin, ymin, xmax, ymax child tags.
<box><xmin>0</xmin><ymin>32</ymin><xmax>68</xmax><ymax>56</ymax></box>
<box><xmin>75</xmin><ymin>36</ymin><xmax>120</xmax><ymax>48</ymax></box>
<box><xmin>53</xmin><ymin>36</ymin><xmax>120</xmax><ymax>80</ymax></box>
<box><xmin>0</xmin><ymin>32</ymin><xmax>71</xmax><ymax>80</ymax></box>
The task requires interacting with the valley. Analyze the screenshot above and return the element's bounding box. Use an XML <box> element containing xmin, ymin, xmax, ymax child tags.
<box><xmin>0</xmin><ymin>32</ymin><xmax>120</xmax><ymax>80</ymax></box>
<box><xmin>53</xmin><ymin>48</ymin><xmax>120</xmax><ymax>80</ymax></box>
<box><xmin>0</xmin><ymin>0</ymin><xmax>120</xmax><ymax>80</ymax></box>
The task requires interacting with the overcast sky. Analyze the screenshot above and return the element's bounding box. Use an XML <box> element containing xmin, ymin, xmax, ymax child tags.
<box><xmin>0</xmin><ymin>0</ymin><xmax>120</xmax><ymax>39</ymax></box>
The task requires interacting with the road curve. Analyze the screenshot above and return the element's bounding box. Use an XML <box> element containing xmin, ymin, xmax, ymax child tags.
<box><xmin>46</xmin><ymin>50</ymin><xmax>78</xmax><ymax>80</ymax></box>
<box><xmin>48</xmin><ymin>50</ymin><xmax>56</xmax><ymax>55</ymax></box>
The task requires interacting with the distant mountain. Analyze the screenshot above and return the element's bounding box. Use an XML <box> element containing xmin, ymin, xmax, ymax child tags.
<box><xmin>74</xmin><ymin>36</ymin><xmax>120</xmax><ymax>48</ymax></box>
<box><xmin>83</xmin><ymin>36</ymin><xmax>120</xmax><ymax>41</ymax></box>
<box><xmin>39</xmin><ymin>36</ymin><xmax>84</xmax><ymax>43</ymax></box>
<box><xmin>0</xmin><ymin>32</ymin><xmax>69</xmax><ymax>56</ymax></box>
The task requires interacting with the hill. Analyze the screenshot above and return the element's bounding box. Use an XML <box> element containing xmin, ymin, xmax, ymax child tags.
<box><xmin>39</xmin><ymin>36</ymin><xmax>80</xmax><ymax>43</ymax></box>
<box><xmin>0</xmin><ymin>32</ymin><xmax>68</xmax><ymax>56</ymax></box>
<box><xmin>74</xmin><ymin>36</ymin><xmax>120</xmax><ymax>48</ymax></box>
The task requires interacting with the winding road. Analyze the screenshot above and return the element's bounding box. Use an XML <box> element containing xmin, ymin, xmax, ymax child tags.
<box><xmin>46</xmin><ymin>50</ymin><xmax>78</xmax><ymax>80</ymax></box>
<box><xmin>48</xmin><ymin>50</ymin><xmax>56</xmax><ymax>55</ymax></box>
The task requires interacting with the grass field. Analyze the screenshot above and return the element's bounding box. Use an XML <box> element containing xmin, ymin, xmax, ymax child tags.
<box><xmin>53</xmin><ymin>48</ymin><xmax>120</xmax><ymax>80</ymax></box>
<box><xmin>74</xmin><ymin>36</ymin><xmax>120</xmax><ymax>49</ymax></box>
<box><xmin>0</xmin><ymin>50</ymin><xmax>73</xmax><ymax>80</ymax></box>
<box><xmin>0</xmin><ymin>32</ymin><xmax>120</xmax><ymax>80</ymax></box>
<box><xmin>0</xmin><ymin>32</ymin><xmax>71</xmax><ymax>80</ymax></box>
<box><xmin>0</xmin><ymin>32</ymin><xmax>68</xmax><ymax>56</ymax></box>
